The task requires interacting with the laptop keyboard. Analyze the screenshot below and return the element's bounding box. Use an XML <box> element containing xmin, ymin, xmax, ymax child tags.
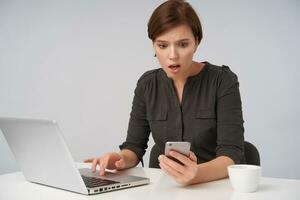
<box><xmin>81</xmin><ymin>175</ymin><xmax>120</xmax><ymax>188</ymax></box>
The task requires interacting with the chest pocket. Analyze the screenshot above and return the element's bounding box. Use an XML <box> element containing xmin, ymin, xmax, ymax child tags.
<box><xmin>195</xmin><ymin>109</ymin><xmax>216</xmax><ymax>118</ymax></box>
<box><xmin>147</xmin><ymin>108</ymin><xmax>168</xmax><ymax>141</ymax></box>
<box><xmin>193</xmin><ymin>108</ymin><xmax>217</xmax><ymax>148</ymax></box>
<box><xmin>194</xmin><ymin>109</ymin><xmax>216</xmax><ymax>130</ymax></box>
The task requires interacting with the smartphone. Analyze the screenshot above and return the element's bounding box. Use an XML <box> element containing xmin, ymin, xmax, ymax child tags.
<box><xmin>164</xmin><ymin>141</ymin><xmax>191</xmax><ymax>165</ymax></box>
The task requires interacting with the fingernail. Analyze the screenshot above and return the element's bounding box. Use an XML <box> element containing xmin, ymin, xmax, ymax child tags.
<box><xmin>158</xmin><ymin>155</ymin><xmax>162</xmax><ymax>160</ymax></box>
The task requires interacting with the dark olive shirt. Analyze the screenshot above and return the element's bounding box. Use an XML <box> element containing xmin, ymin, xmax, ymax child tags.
<box><xmin>119</xmin><ymin>62</ymin><xmax>245</xmax><ymax>168</ymax></box>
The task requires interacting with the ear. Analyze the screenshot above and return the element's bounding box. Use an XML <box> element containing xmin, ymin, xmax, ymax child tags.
<box><xmin>153</xmin><ymin>42</ymin><xmax>157</xmax><ymax>57</ymax></box>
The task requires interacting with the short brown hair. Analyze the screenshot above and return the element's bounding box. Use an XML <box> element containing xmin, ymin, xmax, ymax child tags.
<box><xmin>147</xmin><ymin>0</ymin><xmax>203</xmax><ymax>44</ymax></box>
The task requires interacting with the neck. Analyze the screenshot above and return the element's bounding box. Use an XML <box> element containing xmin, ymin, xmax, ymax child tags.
<box><xmin>172</xmin><ymin>61</ymin><xmax>204</xmax><ymax>85</ymax></box>
<box><xmin>189</xmin><ymin>61</ymin><xmax>204</xmax><ymax>76</ymax></box>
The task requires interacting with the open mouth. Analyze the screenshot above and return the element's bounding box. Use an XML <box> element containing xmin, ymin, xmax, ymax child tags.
<box><xmin>168</xmin><ymin>64</ymin><xmax>181</xmax><ymax>71</ymax></box>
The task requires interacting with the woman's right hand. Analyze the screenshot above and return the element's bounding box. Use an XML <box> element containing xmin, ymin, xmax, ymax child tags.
<box><xmin>84</xmin><ymin>152</ymin><xmax>126</xmax><ymax>176</ymax></box>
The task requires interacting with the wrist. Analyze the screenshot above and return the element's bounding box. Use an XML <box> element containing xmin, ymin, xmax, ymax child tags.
<box><xmin>190</xmin><ymin>164</ymin><xmax>202</xmax><ymax>185</ymax></box>
<box><xmin>119</xmin><ymin>149</ymin><xmax>139</xmax><ymax>168</ymax></box>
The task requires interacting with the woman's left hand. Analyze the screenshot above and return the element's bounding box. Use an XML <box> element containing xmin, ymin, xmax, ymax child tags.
<box><xmin>158</xmin><ymin>150</ymin><xmax>198</xmax><ymax>185</ymax></box>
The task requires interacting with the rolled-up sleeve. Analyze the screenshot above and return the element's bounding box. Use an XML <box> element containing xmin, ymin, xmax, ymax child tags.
<box><xmin>119</xmin><ymin>77</ymin><xmax>151</xmax><ymax>162</ymax></box>
<box><xmin>215</xmin><ymin>66</ymin><xmax>245</xmax><ymax>164</ymax></box>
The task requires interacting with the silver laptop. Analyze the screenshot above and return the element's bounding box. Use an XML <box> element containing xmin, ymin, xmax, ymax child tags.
<box><xmin>0</xmin><ymin>117</ymin><xmax>149</xmax><ymax>195</ymax></box>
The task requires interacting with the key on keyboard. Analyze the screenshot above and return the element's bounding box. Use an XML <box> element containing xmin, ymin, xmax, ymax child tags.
<box><xmin>81</xmin><ymin>175</ymin><xmax>120</xmax><ymax>188</ymax></box>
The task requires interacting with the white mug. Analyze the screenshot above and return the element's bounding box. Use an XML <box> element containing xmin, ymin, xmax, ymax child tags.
<box><xmin>228</xmin><ymin>164</ymin><xmax>261</xmax><ymax>193</ymax></box>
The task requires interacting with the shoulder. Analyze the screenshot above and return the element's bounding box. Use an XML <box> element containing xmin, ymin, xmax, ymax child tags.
<box><xmin>205</xmin><ymin>62</ymin><xmax>239</xmax><ymax>86</ymax></box>
<box><xmin>136</xmin><ymin>68</ymin><xmax>161</xmax><ymax>86</ymax></box>
<box><xmin>133</xmin><ymin>68</ymin><xmax>161</xmax><ymax>97</ymax></box>
<box><xmin>204</xmin><ymin>63</ymin><xmax>240</xmax><ymax>98</ymax></box>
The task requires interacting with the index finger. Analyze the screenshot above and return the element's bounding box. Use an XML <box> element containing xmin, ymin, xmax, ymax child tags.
<box><xmin>189</xmin><ymin>151</ymin><xmax>197</xmax><ymax>162</ymax></box>
<box><xmin>84</xmin><ymin>158</ymin><xmax>94</xmax><ymax>163</ymax></box>
<box><xmin>99</xmin><ymin>156</ymin><xmax>110</xmax><ymax>176</ymax></box>
<box><xmin>169</xmin><ymin>150</ymin><xmax>191</xmax><ymax>165</ymax></box>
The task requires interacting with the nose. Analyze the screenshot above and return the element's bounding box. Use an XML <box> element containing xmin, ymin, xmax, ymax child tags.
<box><xmin>168</xmin><ymin>46</ymin><xmax>179</xmax><ymax>61</ymax></box>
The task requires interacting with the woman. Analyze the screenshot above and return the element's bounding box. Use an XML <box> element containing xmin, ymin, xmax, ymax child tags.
<box><xmin>85</xmin><ymin>0</ymin><xmax>245</xmax><ymax>185</ymax></box>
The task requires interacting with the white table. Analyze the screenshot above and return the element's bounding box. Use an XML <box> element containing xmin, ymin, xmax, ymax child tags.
<box><xmin>0</xmin><ymin>163</ymin><xmax>299</xmax><ymax>200</ymax></box>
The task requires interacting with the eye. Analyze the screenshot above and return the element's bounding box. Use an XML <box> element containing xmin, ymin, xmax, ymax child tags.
<box><xmin>158</xmin><ymin>43</ymin><xmax>168</xmax><ymax>49</ymax></box>
<box><xmin>178</xmin><ymin>42</ymin><xmax>189</xmax><ymax>48</ymax></box>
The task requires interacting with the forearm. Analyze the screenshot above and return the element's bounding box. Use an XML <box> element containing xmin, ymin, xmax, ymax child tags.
<box><xmin>193</xmin><ymin>156</ymin><xmax>234</xmax><ymax>184</ymax></box>
<box><xmin>119</xmin><ymin>149</ymin><xmax>139</xmax><ymax>169</ymax></box>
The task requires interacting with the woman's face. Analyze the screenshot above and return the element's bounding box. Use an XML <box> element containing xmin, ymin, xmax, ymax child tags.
<box><xmin>153</xmin><ymin>24</ymin><xmax>198</xmax><ymax>80</ymax></box>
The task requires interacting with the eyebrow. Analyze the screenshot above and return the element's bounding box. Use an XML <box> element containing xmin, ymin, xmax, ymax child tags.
<box><xmin>155</xmin><ymin>38</ymin><xmax>191</xmax><ymax>43</ymax></box>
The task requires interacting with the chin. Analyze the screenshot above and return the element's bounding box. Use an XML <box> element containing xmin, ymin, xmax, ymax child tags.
<box><xmin>162</xmin><ymin>67</ymin><xmax>182</xmax><ymax>79</ymax></box>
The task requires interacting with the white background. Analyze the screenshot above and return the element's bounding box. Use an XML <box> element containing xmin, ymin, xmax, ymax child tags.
<box><xmin>1</xmin><ymin>0</ymin><xmax>299</xmax><ymax>179</ymax></box>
